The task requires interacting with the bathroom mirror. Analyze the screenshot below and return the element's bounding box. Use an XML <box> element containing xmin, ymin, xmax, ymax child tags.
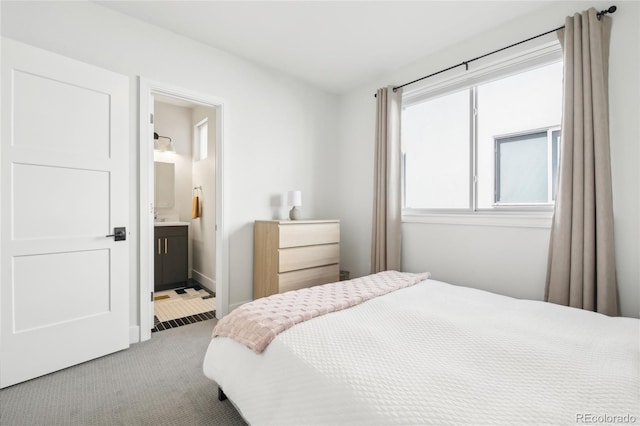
<box><xmin>154</xmin><ymin>162</ymin><xmax>175</xmax><ymax>209</ymax></box>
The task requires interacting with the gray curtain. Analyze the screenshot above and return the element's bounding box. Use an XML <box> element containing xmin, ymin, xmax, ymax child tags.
<box><xmin>371</xmin><ymin>86</ymin><xmax>403</xmax><ymax>273</ymax></box>
<box><xmin>545</xmin><ymin>8</ymin><xmax>620</xmax><ymax>316</ymax></box>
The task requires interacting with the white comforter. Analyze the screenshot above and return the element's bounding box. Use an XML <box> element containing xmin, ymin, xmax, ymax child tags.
<box><xmin>203</xmin><ymin>279</ymin><xmax>639</xmax><ymax>425</ymax></box>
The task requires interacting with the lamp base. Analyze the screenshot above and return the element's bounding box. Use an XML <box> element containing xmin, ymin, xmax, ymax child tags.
<box><xmin>289</xmin><ymin>206</ymin><xmax>301</xmax><ymax>220</ymax></box>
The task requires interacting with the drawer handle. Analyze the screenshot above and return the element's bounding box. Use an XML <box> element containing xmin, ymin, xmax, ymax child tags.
<box><xmin>164</xmin><ymin>238</ymin><xmax>168</xmax><ymax>254</ymax></box>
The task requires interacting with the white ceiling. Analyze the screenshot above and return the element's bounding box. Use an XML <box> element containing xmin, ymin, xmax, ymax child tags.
<box><xmin>97</xmin><ymin>1</ymin><xmax>552</xmax><ymax>94</ymax></box>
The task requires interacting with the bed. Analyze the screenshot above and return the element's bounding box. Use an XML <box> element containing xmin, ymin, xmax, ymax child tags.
<box><xmin>203</xmin><ymin>271</ymin><xmax>639</xmax><ymax>425</ymax></box>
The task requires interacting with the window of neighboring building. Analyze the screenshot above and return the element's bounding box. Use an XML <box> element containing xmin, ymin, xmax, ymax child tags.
<box><xmin>402</xmin><ymin>47</ymin><xmax>563</xmax><ymax>214</ymax></box>
<box><xmin>495</xmin><ymin>128</ymin><xmax>560</xmax><ymax>205</ymax></box>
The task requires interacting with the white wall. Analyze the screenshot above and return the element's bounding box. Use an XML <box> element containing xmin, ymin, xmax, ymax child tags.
<box><xmin>336</xmin><ymin>1</ymin><xmax>640</xmax><ymax>318</ymax></box>
<box><xmin>191</xmin><ymin>106</ymin><xmax>217</xmax><ymax>292</ymax></box>
<box><xmin>0</xmin><ymin>1</ymin><xmax>338</xmax><ymax>326</ymax></box>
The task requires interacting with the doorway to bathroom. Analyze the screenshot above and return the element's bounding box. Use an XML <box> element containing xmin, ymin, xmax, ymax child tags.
<box><xmin>139</xmin><ymin>79</ymin><xmax>227</xmax><ymax>341</ymax></box>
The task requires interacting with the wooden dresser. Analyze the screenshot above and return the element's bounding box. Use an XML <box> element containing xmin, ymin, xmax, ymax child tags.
<box><xmin>253</xmin><ymin>220</ymin><xmax>340</xmax><ymax>299</ymax></box>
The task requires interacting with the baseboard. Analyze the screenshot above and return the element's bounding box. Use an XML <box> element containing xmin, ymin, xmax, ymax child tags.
<box><xmin>228</xmin><ymin>300</ymin><xmax>250</xmax><ymax>312</ymax></box>
<box><xmin>192</xmin><ymin>269</ymin><xmax>215</xmax><ymax>293</ymax></box>
<box><xmin>129</xmin><ymin>325</ymin><xmax>140</xmax><ymax>344</ymax></box>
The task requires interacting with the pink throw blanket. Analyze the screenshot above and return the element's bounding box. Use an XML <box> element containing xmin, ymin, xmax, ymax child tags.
<box><xmin>213</xmin><ymin>270</ymin><xmax>431</xmax><ymax>353</ymax></box>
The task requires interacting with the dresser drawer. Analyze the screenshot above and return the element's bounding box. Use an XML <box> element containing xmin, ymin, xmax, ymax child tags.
<box><xmin>279</xmin><ymin>244</ymin><xmax>339</xmax><ymax>273</ymax></box>
<box><xmin>254</xmin><ymin>220</ymin><xmax>340</xmax><ymax>299</ymax></box>
<box><xmin>278</xmin><ymin>264</ymin><xmax>339</xmax><ymax>293</ymax></box>
<box><xmin>279</xmin><ymin>222</ymin><xmax>339</xmax><ymax>248</ymax></box>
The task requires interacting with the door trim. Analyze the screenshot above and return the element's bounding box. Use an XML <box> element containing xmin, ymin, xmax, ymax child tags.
<box><xmin>138</xmin><ymin>78</ymin><xmax>228</xmax><ymax>342</ymax></box>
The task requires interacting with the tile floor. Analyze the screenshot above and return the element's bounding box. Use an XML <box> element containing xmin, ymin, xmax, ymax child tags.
<box><xmin>152</xmin><ymin>283</ymin><xmax>216</xmax><ymax>332</ymax></box>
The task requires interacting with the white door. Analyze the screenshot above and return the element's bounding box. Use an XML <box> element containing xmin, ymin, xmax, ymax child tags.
<box><xmin>0</xmin><ymin>39</ymin><xmax>130</xmax><ymax>388</ymax></box>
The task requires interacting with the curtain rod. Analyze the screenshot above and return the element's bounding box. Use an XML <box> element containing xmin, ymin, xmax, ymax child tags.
<box><xmin>374</xmin><ymin>5</ymin><xmax>617</xmax><ymax>97</ymax></box>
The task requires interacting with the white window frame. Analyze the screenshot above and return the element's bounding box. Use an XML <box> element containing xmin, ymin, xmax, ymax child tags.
<box><xmin>194</xmin><ymin>117</ymin><xmax>208</xmax><ymax>162</ymax></box>
<box><xmin>401</xmin><ymin>40</ymin><xmax>562</xmax><ymax>227</ymax></box>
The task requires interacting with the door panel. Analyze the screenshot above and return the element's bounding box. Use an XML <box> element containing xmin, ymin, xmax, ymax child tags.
<box><xmin>12</xmin><ymin>164</ymin><xmax>109</xmax><ymax>239</ymax></box>
<box><xmin>13</xmin><ymin>70</ymin><xmax>110</xmax><ymax>159</ymax></box>
<box><xmin>1</xmin><ymin>38</ymin><xmax>130</xmax><ymax>388</ymax></box>
<box><xmin>13</xmin><ymin>249</ymin><xmax>110</xmax><ymax>332</ymax></box>
<box><xmin>155</xmin><ymin>237</ymin><xmax>163</xmax><ymax>290</ymax></box>
<box><xmin>163</xmin><ymin>234</ymin><xmax>188</xmax><ymax>285</ymax></box>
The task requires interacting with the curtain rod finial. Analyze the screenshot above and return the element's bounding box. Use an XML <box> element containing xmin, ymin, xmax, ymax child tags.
<box><xmin>597</xmin><ymin>5</ymin><xmax>617</xmax><ymax>20</ymax></box>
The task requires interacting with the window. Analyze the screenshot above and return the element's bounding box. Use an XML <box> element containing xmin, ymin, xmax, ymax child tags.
<box><xmin>402</xmin><ymin>89</ymin><xmax>471</xmax><ymax>209</ymax></box>
<box><xmin>402</xmin><ymin>52</ymin><xmax>563</xmax><ymax>213</ymax></box>
<box><xmin>194</xmin><ymin>118</ymin><xmax>208</xmax><ymax>161</ymax></box>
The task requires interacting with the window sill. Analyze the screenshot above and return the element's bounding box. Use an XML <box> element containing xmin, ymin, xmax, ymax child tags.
<box><xmin>402</xmin><ymin>212</ymin><xmax>553</xmax><ymax>229</ymax></box>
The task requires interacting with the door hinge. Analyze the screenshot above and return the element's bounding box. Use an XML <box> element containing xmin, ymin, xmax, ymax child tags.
<box><xmin>150</xmin><ymin>113</ymin><xmax>154</xmax><ymax>124</ymax></box>
<box><xmin>151</xmin><ymin>292</ymin><xmax>154</xmax><ymax>302</ymax></box>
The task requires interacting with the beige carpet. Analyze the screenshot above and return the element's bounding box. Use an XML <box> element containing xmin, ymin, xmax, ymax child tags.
<box><xmin>0</xmin><ymin>319</ymin><xmax>248</xmax><ymax>426</ymax></box>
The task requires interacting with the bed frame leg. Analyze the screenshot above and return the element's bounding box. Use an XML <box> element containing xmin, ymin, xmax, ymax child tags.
<box><xmin>217</xmin><ymin>387</ymin><xmax>227</xmax><ymax>402</ymax></box>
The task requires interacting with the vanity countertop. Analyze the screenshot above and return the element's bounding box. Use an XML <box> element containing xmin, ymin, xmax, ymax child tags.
<box><xmin>154</xmin><ymin>221</ymin><xmax>189</xmax><ymax>227</ymax></box>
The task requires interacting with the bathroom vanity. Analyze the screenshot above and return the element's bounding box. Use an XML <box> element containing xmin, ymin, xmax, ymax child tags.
<box><xmin>154</xmin><ymin>223</ymin><xmax>188</xmax><ymax>291</ymax></box>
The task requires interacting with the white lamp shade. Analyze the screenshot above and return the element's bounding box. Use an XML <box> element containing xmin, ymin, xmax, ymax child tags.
<box><xmin>287</xmin><ymin>190</ymin><xmax>302</xmax><ymax>207</ymax></box>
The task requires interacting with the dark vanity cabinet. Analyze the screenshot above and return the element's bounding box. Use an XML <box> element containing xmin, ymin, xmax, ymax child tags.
<box><xmin>154</xmin><ymin>225</ymin><xmax>188</xmax><ymax>291</ymax></box>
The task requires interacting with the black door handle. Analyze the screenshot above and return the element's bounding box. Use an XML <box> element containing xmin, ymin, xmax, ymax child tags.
<box><xmin>106</xmin><ymin>227</ymin><xmax>126</xmax><ymax>241</ymax></box>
